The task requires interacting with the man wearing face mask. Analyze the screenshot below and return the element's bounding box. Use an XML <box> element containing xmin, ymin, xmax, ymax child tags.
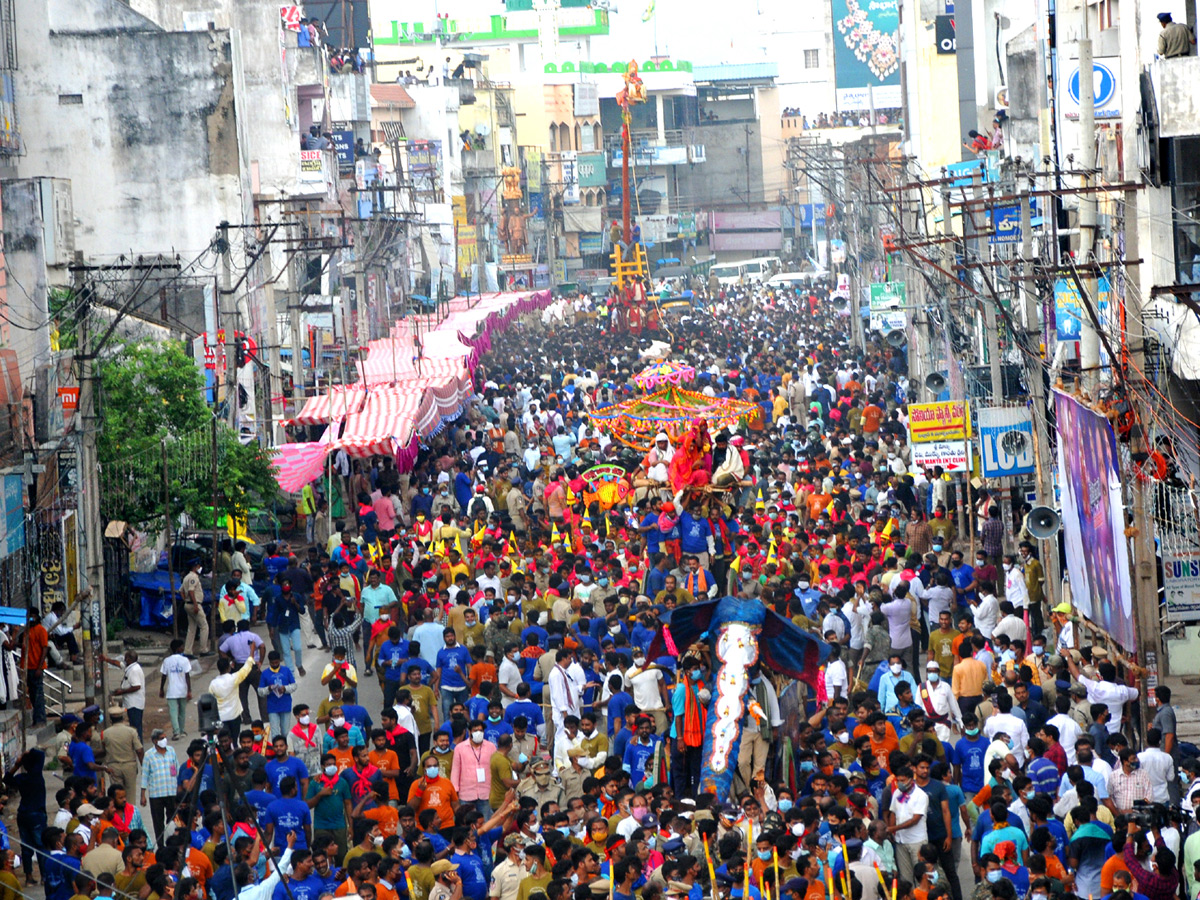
<box><xmin>625</xmin><ymin>651</ymin><xmax>670</xmax><ymax>738</ymax></box>
<box><xmin>451</xmin><ymin>722</ymin><xmax>497</xmax><ymax>818</ymax></box>
<box><xmin>518</xmin><ymin>759</ymin><xmax>564</xmax><ymax>808</ymax></box>
<box><xmin>305</xmin><ymin>752</ymin><xmax>355</xmax><ymax>860</ymax></box>
<box><xmin>489</xmin><ymin>834</ymin><xmax>528</xmax><ymax>900</ymax></box>
<box><xmin>886</xmin><ymin>764</ymin><xmax>928</xmax><ymax>882</ymax></box>
<box><xmin>408</xmin><ymin>754</ymin><xmax>460</xmax><ymax>833</ymax></box>
<box><xmin>288</xmin><ymin>704</ymin><xmax>322</xmax><ymax>775</ymax></box>
<box><xmin>915</xmin><ymin>660</ymin><xmax>962</xmax><ymax>742</ymax></box>
<box><xmin>670</xmin><ymin>657</ymin><xmax>708</xmax><ymax>798</ymax></box>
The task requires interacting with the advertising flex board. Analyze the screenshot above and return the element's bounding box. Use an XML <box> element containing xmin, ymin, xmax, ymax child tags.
<box><xmin>832</xmin><ymin>0</ymin><xmax>901</xmax><ymax>110</ymax></box>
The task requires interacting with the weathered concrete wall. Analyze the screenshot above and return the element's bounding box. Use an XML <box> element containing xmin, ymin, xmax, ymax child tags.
<box><xmin>0</xmin><ymin>180</ymin><xmax>52</xmax><ymax>385</ymax></box>
<box><xmin>15</xmin><ymin>0</ymin><xmax>242</xmax><ymax>259</ymax></box>
<box><xmin>687</xmin><ymin>121</ymin><xmax>766</xmax><ymax>210</ymax></box>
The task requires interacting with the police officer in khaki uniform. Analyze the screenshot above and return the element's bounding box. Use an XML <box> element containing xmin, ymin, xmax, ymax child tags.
<box><xmin>518</xmin><ymin>758</ymin><xmax>565</xmax><ymax>808</ymax></box>
<box><xmin>489</xmin><ymin>834</ymin><xmax>527</xmax><ymax>900</ymax></box>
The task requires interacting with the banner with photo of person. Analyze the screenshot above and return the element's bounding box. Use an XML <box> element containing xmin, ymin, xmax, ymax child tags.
<box><xmin>1053</xmin><ymin>390</ymin><xmax>1135</xmax><ymax>650</ymax></box>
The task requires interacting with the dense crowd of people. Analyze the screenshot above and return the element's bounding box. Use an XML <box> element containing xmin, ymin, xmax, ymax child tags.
<box><xmin>22</xmin><ymin>281</ymin><xmax>1192</xmax><ymax>900</ymax></box>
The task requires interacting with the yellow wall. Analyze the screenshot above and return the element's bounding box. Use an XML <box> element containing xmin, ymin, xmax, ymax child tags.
<box><xmin>909</xmin><ymin>20</ymin><xmax>962</xmax><ymax>170</ymax></box>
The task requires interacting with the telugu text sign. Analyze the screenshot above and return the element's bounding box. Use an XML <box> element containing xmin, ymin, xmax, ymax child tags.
<box><xmin>908</xmin><ymin>400</ymin><xmax>971</xmax><ymax>443</ymax></box>
<box><xmin>911</xmin><ymin>441</ymin><xmax>970</xmax><ymax>473</ymax></box>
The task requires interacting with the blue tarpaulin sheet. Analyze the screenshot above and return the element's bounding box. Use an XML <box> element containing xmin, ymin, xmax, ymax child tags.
<box><xmin>129</xmin><ymin>569</ymin><xmax>213</xmax><ymax>629</ymax></box>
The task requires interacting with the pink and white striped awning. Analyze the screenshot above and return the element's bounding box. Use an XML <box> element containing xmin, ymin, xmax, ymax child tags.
<box><xmin>287</xmin><ymin>385</ymin><xmax>367</xmax><ymax>425</ymax></box>
<box><xmin>357</xmin><ymin>341</ymin><xmax>474</xmax><ymax>386</ymax></box>
<box><xmin>272</xmin><ymin>441</ymin><xmax>329</xmax><ymax>493</ymax></box>
<box><xmin>334</xmin><ymin>386</ymin><xmax>432</xmax><ymax>459</ymax></box>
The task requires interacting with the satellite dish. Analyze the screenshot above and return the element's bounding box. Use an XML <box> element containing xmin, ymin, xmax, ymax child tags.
<box><xmin>925</xmin><ymin>372</ymin><xmax>947</xmax><ymax>393</ymax></box>
<box><xmin>476</xmin><ymin>123</ymin><xmax>491</xmax><ymax>136</ymax></box>
<box><xmin>886</xmin><ymin>329</ymin><xmax>907</xmax><ymax>348</ymax></box>
<box><xmin>1000</xmin><ymin>429</ymin><xmax>1029</xmax><ymax>456</ymax></box>
<box><xmin>1027</xmin><ymin>506</ymin><xmax>1061</xmax><ymax>539</ymax></box>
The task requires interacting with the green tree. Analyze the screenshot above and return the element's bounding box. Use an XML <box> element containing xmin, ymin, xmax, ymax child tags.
<box><xmin>97</xmin><ymin>339</ymin><xmax>277</xmax><ymax>527</ymax></box>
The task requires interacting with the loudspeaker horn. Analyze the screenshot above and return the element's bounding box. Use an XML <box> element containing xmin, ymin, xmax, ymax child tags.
<box><xmin>886</xmin><ymin>329</ymin><xmax>907</xmax><ymax>348</ymax></box>
<box><xmin>1027</xmin><ymin>506</ymin><xmax>1061</xmax><ymax>539</ymax></box>
<box><xmin>925</xmin><ymin>372</ymin><xmax>947</xmax><ymax>393</ymax></box>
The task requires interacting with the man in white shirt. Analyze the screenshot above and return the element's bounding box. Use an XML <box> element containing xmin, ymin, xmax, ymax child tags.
<box><xmin>993</xmin><ymin>602</ymin><xmax>1028</xmax><ymax>644</ymax></box>
<box><xmin>103</xmin><ymin>650</ymin><xmax>147</xmax><ymax>740</ymax></box>
<box><xmin>984</xmin><ymin>692</ymin><xmax>1031</xmax><ymax>764</ymax></box>
<box><xmin>971</xmin><ymin>586</ymin><xmax>1001</xmax><ymax>639</ymax></box>
<box><xmin>1046</xmin><ymin>699</ymin><xmax>1084</xmax><ymax>765</ymax></box>
<box><xmin>1067</xmin><ymin>655</ymin><xmax>1139</xmax><ymax>734</ymax></box>
<box><xmin>824</xmin><ymin>645</ymin><xmax>849</xmax><ymax>701</ymax></box>
<box><xmin>917</xmin><ymin>660</ymin><xmax>963</xmax><ymax>742</ymax></box>
<box><xmin>889</xmin><ymin>764</ymin><xmax>929</xmax><ymax>882</ymax></box>
<box><xmin>547</xmin><ymin>644</ymin><xmax>584</xmax><ymax>736</ymax></box>
<box><xmin>1138</xmin><ymin>727</ymin><xmax>1175</xmax><ymax>804</ymax></box>
<box><xmin>210</xmin><ymin>656</ymin><xmax>255</xmax><ymax>734</ymax></box>
<box><xmin>625</xmin><ymin>653</ymin><xmax>670</xmax><ymax>737</ymax></box>
<box><xmin>1003</xmin><ymin>555</ymin><xmax>1029</xmax><ymax>610</ymax></box>
<box><xmin>497</xmin><ymin>646</ymin><xmax>524</xmax><ymax>708</ymax></box>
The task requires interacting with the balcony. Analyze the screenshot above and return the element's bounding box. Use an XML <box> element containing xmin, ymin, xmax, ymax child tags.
<box><xmin>1154</xmin><ymin>56</ymin><xmax>1200</xmax><ymax>137</ymax></box>
<box><xmin>604</xmin><ymin>129</ymin><xmax>701</xmax><ymax>167</ymax></box>
<box><xmin>462</xmin><ymin>148</ymin><xmax>496</xmax><ymax>174</ymax></box>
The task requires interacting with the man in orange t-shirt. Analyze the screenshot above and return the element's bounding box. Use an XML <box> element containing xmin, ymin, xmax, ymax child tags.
<box><xmin>861</xmin><ymin>403</ymin><xmax>884</xmax><ymax>434</ymax></box>
<box><xmin>864</xmin><ymin>712</ymin><xmax>899</xmax><ymax>769</ymax></box>
<box><xmin>406</xmin><ymin>755</ymin><xmax>459</xmax><ymax>827</ymax></box>
<box><xmin>19</xmin><ymin>609</ymin><xmax>49</xmax><ymax>725</ymax></box>
<box><xmin>363</xmin><ymin>797</ymin><xmax>400</xmax><ymax>836</ymax></box>
<box><xmin>369</xmin><ymin>733</ymin><xmax>403</xmax><ymax>802</ymax></box>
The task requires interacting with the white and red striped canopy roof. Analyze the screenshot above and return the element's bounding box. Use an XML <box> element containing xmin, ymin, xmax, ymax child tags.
<box><xmin>287</xmin><ymin>384</ymin><xmax>367</xmax><ymax>426</ymax></box>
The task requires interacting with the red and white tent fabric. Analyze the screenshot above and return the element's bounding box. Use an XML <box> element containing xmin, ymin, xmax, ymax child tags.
<box><xmin>287</xmin><ymin>384</ymin><xmax>367</xmax><ymax>425</ymax></box>
<box><xmin>334</xmin><ymin>386</ymin><xmax>433</xmax><ymax>461</ymax></box>
<box><xmin>357</xmin><ymin>341</ymin><xmax>474</xmax><ymax>386</ymax></box>
<box><xmin>272</xmin><ymin>290</ymin><xmax>555</xmax><ymax>482</ymax></box>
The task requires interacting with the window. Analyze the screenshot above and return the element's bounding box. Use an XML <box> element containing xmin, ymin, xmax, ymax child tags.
<box><xmin>804</xmin><ymin>49</ymin><xmax>819</xmax><ymax>69</ymax></box>
<box><xmin>579</xmin><ymin>123</ymin><xmax>596</xmax><ymax>152</ymax></box>
<box><xmin>1170</xmin><ymin>137</ymin><xmax>1200</xmax><ymax>284</ymax></box>
<box><xmin>549</xmin><ymin>126</ymin><xmax>557</xmax><ymax>152</ymax></box>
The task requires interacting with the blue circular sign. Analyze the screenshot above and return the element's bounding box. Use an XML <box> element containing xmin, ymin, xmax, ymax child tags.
<box><xmin>1068</xmin><ymin>62</ymin><xmax>1116</xmax><ymax>109</ymax></box>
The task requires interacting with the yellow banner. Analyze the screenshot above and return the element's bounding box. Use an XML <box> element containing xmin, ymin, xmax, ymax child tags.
<box><xmin>908</xmin><ymin>400</ymin><xmax>971</xmax><ymax>443</ymax></box>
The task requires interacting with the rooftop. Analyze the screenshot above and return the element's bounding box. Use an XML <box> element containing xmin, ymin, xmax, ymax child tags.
<box><xmin>691</xmin><ymin>62</ymin><xmax>779</xmax><ymax>84</ymax></box>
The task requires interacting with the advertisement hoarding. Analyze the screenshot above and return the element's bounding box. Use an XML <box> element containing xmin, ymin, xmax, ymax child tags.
<box><xmin>832</xmin><ymin>0</ymin><xmax>902</xmax><ymax>110</ymax></box>
<box><xmin>1053</xmin><ymin>390</ymin><xmax>1135</xmax><ymax>650</ymax></box>
<box><xmin>977</xmin><ymin>406</ymin><xmax>1036</xmax><ymax>477</ymax></box>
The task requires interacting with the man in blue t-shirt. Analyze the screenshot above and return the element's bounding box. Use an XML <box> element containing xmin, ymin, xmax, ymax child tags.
<box><xmin>244</xmin><ymin>769</ymin><xmax>276</xmax><ymax>820</ymax></box>
<box><xmin>67</xmin><ymin>729</ymin><xmax>101</xmax><ymax>783</ymax></box>
<box><xmin>954</xmin><ymin>715</ymin><xmax>988</xmax><ymax>794</ymax></box>
<box><xmin>678</xmin><ymin>509</ymin><xmax>713</xmax><ymax>562</ymax></box>
<box><xmin>504</xmin><ymin>687</ymin><xmax>545</xmax><ymax>731</ymax></box>
<box><xmin>263</xmin><ymin>776</ymin><xmax>312</xmax><ymax>849</ymax></box>
<box><xmin>273</xmin><ymin>849</ymin><xmax>326</xmax><ymax>900</ymax></box>
<box><xmin>258</xmin><ymin>652</ymin><xmax>298</xmax><ymax>736</ymax></box>
<box><xmin>622</xmin><ymin>715</ymin><xmax>661</xmax><ymax>789</ymax></box>
<box><xmin>265</xmin><ymin>736</ymin><xmax>311</xmax><ymax>797</ymax></box>
<box><xmin>378</xmin><ymin>628</ymin><xmax>409</xmax><ymax>708</ymax></box>
<box><xmin>450</xmin><ymin>828</ymin><xmax>489</xmax><ymax>900</ymax></box>
<box><xmin>435</xmin><ymin>627</ymin><xmax>473</xmax><ymax>720</ymax></box>
<box><xmin>41</xmin><ymin>828</ymin><xmax>82</xmax><ymax>900</ymax></box>
<box><xmin>639</xmin><ymin>501</ymin><xmax>664</xmax><ymax>556</ymax></box>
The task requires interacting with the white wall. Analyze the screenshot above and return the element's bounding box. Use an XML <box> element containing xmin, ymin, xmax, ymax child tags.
<box><xmin>14</xmin><ymin>0</ymin><xmax>243</xmax><ymax>260</ymax></box>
